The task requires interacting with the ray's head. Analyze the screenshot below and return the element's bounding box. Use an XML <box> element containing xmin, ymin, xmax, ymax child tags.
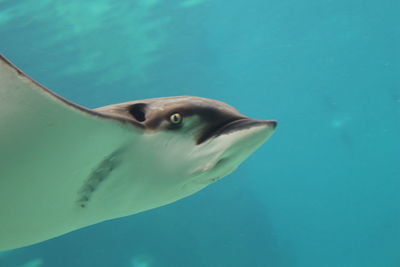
<box><xmin>96</xmin><ymin>96</ymin><xmax>276</xmax><ymax>194</ymax></box>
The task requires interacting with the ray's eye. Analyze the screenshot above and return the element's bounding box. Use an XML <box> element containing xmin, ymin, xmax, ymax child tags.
<box><xmin>169</xmin><ymin>113</ymin><xmax>183</xmax><ymax>125</ymax></box>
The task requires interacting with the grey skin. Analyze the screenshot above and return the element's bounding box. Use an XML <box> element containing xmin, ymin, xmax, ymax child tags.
<box><xmin>95</xmin><ymin>96</ymin><xmax>277</xmax><ymax>144</ymax></box>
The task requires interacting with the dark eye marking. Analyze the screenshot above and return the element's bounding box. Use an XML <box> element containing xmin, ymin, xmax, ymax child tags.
<box><xmin>128</xmin><ymin>103</ymin><xmax>147</xmax><ymax>122</ymax></box>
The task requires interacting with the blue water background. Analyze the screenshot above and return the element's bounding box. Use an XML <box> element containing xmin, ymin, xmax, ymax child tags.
<box><xmin>0</xmin><ymin>0</ymin><xmax>399</xmax><ymax>266</ymax></box>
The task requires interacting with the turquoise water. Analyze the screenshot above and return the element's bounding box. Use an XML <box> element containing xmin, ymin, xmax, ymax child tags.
<box><xmin>0</xmin><ymin>0</ymin><xmax>399</xmax><ymax>266</ymax></box>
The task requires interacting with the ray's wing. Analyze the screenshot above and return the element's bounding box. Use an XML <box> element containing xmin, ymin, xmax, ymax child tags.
<box><xmin>0</xmin><ymin>55</ymin><xmax>137</xmax><ymax>250</ymax></box>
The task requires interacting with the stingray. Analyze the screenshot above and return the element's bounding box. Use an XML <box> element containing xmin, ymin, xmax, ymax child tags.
<box><xmin>0</xmin><ymin>55</ymin><xmax>277</xmax><ymax>250</ymax></box>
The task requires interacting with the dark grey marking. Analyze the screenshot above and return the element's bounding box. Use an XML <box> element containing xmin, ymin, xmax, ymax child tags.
<box><xmin>77</xmin><ymin>148</ymin><xmax>125</xmax><ymax>208</ymax></box>
<box><xmin>197</xmin><ymin>119</ymin><xmax>276</xmax><ymax>145</ymax></box>
<box><xmin>143</xmin><ymin>105</ymin><xmax>243</xmax><ymax>130</ymax></box>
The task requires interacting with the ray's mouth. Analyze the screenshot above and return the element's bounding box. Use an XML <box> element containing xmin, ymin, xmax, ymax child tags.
<box><xmin>197</xmin><ymin>117</ymin><xmax>277</xmax><ymax>145</ymax></box>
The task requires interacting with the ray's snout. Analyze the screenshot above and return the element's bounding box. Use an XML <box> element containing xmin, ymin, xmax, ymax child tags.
<box><xmin>266</xmin><ymin>120</ymin><xmax>277</xmax><ymax>129</ymax></box>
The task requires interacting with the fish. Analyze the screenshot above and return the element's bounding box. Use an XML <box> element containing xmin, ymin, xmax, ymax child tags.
<box><xmin>0</xmin><ymin>55</ymin><xmax>277</xmax><ymax>250</ymax></box>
